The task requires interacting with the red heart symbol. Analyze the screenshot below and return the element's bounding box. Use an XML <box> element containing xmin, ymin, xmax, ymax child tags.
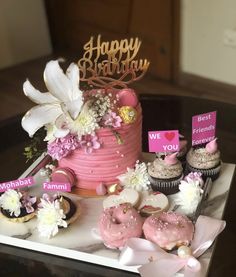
<box><xmin>164</xmin><ymin>132</ymin><xmax>175</xmax><ymax>141</ymax></box>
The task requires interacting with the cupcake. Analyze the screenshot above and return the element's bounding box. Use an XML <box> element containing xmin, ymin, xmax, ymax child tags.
<box><xmin>186</xmin><ymin>138</ymin><xmax>221</xmax><ymax>181</ymax></box>
<box><xmin>155</xmin><ymin>134</ymin><xmax>188</xmax><ymax>168</ymax></box>
<box><xmin>37</xmin><ymin>194</ymin><xmax>80</xmax><ymax>238</ymax></box>
<box><xmin>147</xmin><ymin>152</ymin><xmax>184</xmax><ymax>195</ymax></box>
<box><xmin>0</xmin><ymin>189</ymin><xmax>37</xmax><ymax>222</ymax></box>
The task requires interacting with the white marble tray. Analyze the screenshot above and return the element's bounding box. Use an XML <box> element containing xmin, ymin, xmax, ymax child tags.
<box><xmin>0</xmin><ymin>154</ymin><xmax>235</xmax><ymax>276</ymax></box>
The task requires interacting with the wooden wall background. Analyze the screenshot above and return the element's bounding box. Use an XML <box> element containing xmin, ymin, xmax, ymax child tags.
<box><xmin>45</xmin><ymin>0</ymin><xmax>179</xmax><ymax>81</ymax></box>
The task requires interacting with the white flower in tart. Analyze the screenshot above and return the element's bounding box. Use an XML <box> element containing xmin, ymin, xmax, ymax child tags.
<box><xmin>37</xmin><ymin>198</ymin><xmax>67</xmax><ymax>238</ymax></box>
<box><xmin>0</xmin><ymin>189</ymin><xmax>22</xmax><ymax>217</ymax></box>
<box><xmin>118</xmin><ymin>161</ymin><xmax>150</xmax><ymax>191</ymax></box>
<box><xmin>175</xmin><ymin>179</ymin><xmax>203</xmax><ymax>215</ymax></box>
<box><xmin>22</xmin><ymin>60</ymin><xmax>83</xmax><ymax>138</ymax></box>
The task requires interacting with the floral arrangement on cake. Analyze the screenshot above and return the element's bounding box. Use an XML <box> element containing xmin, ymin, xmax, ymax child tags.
<box><xmin>22</xmin><ymin>60</ymin><xmax>139</xmax><ymax>161</ymax></box>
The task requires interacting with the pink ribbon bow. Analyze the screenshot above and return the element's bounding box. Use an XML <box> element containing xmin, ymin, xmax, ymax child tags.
<box><xmin>119</xmin><ymin>215</ymin><xmax>225</xmax><ymax>277</ymax></box>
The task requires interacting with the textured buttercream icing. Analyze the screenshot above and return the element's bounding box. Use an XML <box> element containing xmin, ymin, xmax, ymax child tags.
<box><xmin>186</xmin><ymin>147</ymin><xmax>220</xmax><ymax>169</ymax></box>
<box><xmin>59</xmin><ymin>104</ymin><xmax>142</xmax><ymax>190</ymax></box>
<box><xmin>148</xmin><ymin>156</ymin><xmax>183</xmax><ymax>179</ymax></box>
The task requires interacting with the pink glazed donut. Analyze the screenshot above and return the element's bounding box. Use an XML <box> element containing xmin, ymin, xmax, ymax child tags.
<box><xmin>143</xmin><ymin>211</ymin><xmax>194</xmax><ymax>250</ymax></box>
<box><xmin>98</xmin><ymin>203</ymin><xmax>143</xmax><ymax>249</ymax></box>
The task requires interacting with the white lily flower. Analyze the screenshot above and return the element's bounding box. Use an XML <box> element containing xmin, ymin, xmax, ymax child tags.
<box><xmin>22</xmin><ymin>60</ymin><xmax>83</xmax><ymax>137</ymax></box>
<box><xmin>44</xmin><ymin>124</ymin><xmax>57</xmax><ymax>142</ymax></box>
<box><xmin>44</xmin><ymin>115</ymin><xmax>71</xmax><ymax>143</ymax></box>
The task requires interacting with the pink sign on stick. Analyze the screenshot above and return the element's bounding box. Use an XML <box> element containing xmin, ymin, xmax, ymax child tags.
<box><xmin>0</xmin><ymin>177</ymin><xmax>34</xmax><ymax>192</ymax></box>
<box><xmin>148</xmin><ymin>130</ymin><xmax>179</xmax><ymax>153</ymax></box>
<box><xmin>192</xmin><ymin>111</ymin><xmax>217</xmax><ymax>146</ymax></box>
<box><xmin>42</xmin><ymin>182</ymin><xmax>71</xmax><ymax>192</ymax></box>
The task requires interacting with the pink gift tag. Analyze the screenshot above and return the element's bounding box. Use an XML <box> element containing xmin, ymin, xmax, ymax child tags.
<box><xmin>0</xmin><ymin>177</ymin><xmax>34</xmax><ymax>192</ymax></box>
<box><xmin>148</xmin><ymin>130</ymin><xmax>179</xmax><ymax>153</ymax></box>
<box><xmin>42</xmin><ymin>181</ymin><xmax>71</xmax><ymax>192</ymax></box>
<box><xmin>192</xmin><ymin>111</ymin><xmax>216</xmax><ymax>146</ymax></box>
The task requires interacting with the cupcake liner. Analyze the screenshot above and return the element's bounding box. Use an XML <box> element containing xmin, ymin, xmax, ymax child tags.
<box><xmin>186</xmin><ymin>162</ymin><xmax>221</xmax><ymax>181</ymax></box>
<box><xmin>148</xmin><ymin>174</ymin><xmax>183</xmax><ymax>195</ymax></box>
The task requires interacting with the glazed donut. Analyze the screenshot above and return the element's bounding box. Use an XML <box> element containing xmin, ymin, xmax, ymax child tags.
<box><xmin>143</xmin><ymin>211</ymin><xmax>194</xmax><ymax>250</ymax></box>
<box><xmin>98</xmin><ymin>203</ymin><xmax>143</xmax><ymax>249</ymax></box>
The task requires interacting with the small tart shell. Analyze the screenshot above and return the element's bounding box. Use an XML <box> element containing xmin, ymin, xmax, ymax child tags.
<box><xmin>0</xmin><ymin>211</ymin><xmax>36</xmax><ymax>223</ymax></box>
<box><xmin>59</xmin><ymin>197</ymin><xmax>71</xmax><ymax>214</ymax></box>
<box><xmin>59</xmin><ymin>197</ymin><xmax>81</xmax><ymax>225</ymax></box>
<box><xmin>66</xmin><ymin>200</ymin><xmax>81</xmax><ymax>225</ymax></box>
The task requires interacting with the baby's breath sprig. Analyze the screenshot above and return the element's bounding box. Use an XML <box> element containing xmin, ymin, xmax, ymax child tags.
<box><xmin>91</xmin><ymin>91</ymin><xmax>112</xmax><ymax>121</ymax></box>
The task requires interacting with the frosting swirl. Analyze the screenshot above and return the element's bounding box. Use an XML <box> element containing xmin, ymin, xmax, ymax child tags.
<box><xmin>148</xmin><ymin>157</ymin><xmax>183</xmax><ymax>179</ymax></box>
<box><xmin>186</xmin><ymin>146</ymin><xmax>220</xmax><ymax>169</ymax></box>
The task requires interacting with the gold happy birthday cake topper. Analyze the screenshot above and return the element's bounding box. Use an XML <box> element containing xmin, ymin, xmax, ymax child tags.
<box><xmin>78</xmin><ymin>35</ymin><xmax>150</xmax><ymax>88</ymax></box>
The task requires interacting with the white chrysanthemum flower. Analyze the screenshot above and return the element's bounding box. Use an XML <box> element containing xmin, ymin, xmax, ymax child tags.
<box><xmin>0</xmin><ymin>189</ymin><xmax>22</xmax><ymax>217</ymax></box>
<box><xmin>175</xmin><ymin>179</ymin><xmax>203</xmax><ymax>215</ymax></box>
<box><xmin>67</xmin><ymin>101</ymin><xmax>99</xmax><ymax>139</ymax></box>
<box><xmin>118</xmin><ymin>161</ymin><xmax>150</xmax><ymax>191</ymax></box>
<box><xmin>37</xmin><ymin>198</ymin><xmax>67</xmax><ymax>238</ymax></box>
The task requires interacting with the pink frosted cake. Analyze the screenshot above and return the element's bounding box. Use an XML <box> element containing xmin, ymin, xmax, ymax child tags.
<box><xmin>21</xmin><ymin>61</ymin><xmax>142</xmax><ymax>194</ymax></box>
<box><xmin>58</xmin><ymin>90</ymin><xmax>142</xmax><ymax>191</ymax></box>
<box><xmin>21</xmin><ymin>36</ymin><xmax>149</xmax><ymax>195</ymax></box>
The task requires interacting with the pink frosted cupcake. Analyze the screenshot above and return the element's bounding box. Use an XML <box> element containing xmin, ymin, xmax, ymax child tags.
<box><xmin>186</xmin><ymin>138</ymin><xmax>221</xmax><ymax>181</ymax></box>
<box><xmin>156</xmin><ymin>134</ymin><xmax>188</xmax><ymax>167</ymax></box>
<box><xmin>147</xmin><ymin>153</ymin><xmax>184</xmax><ymax>195</ymax></box>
